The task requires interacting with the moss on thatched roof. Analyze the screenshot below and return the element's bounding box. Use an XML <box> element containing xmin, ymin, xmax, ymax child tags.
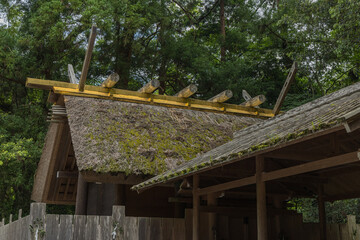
<box><xmin>65</xmin><ymin>96</ymin><xmax>261</xmax><ymax>175</ymax></box>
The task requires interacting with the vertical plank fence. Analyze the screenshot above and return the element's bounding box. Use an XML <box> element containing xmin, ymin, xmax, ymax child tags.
<box><xmin>1</xmin><ymin>203</ymin><xmax>360</xmax><ymax>240</ymax></box>
<box><xmin>0</xmin><ymin>203</ymin><xmax>185</xmax><ymax>240</ymax></box>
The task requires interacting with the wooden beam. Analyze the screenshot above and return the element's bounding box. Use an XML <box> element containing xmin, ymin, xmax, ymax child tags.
<box><xmin>193</xmin><ymin>175</ymin><xmax>200</xmax><ymax>240</ymax></box>
<box><xmin>273</xmin><ymin>61</ymin><xmax>298</xmax><ymax>115</ymax></box>
<box><xmin>318</xmin><ymin>185</ymin><xmax>327</xmax><ymax>240</ymax></box>
<box><xmin>101</xmin><ymin>73</ymin><xmax>119</xmax><ymax>88</ymax></box>
<box><xmin>344</xmin><ymin>118</ymin><xmax>360</xmax><ymax>133</ymax></box>
<box><xmin>81</xmin><ymin>171</ymin><xmax>144</xmax><ymax>185</ymax></box>
<box><xmin>240</xmin><ymin>95</ymin><xmax>266</xmax><ymax>107</ymax></box>
<box><xmin>256</xmin><ymin>155</ymin><xmax>268</xmax><ymax>240</ymax></box>
<box><xmin>67</xmin><ymin>64</ymin><xmax>77</xmax><ymax>84</ymax></box>
<box><xmin>174</xmin><ymin>84</ymin><xmax>197</xmax><ymax>98</ymax></box>
<box><xmin>79</xmin><ymin>25</ymin><xmax>97</xmax><ymax>92</ymax></box>
<box><xmin>138</xmin><ymin>79</ymin><xmax>160</xmax><ymax>93</ymax></box>
<box><xmin>56</xmin><ymin>171</ymin><xmax>78</xmax><ymax>179</ymax></box>
<box><xmin>196</xmin><ymin>176</ymin><xmax>256</xmax><ymax>196</ymax></box>
<box><xmin>262</xmin><ymin>151</ymin><xmax>360</xmax><ymax>182</ymax></box>
<box><xmin>208</xmin><ymin>90</ymin><xmax>233</xmax><ymax>103</ymax></box>
<box><xmin>75</xmin><ymin>174</ymin><xmax>88</xmax><ymax>215</ymax></box>
<box><xmin>197</xmin><ymin>176</ymin><xmax>256</xmax><ymax>195</ymax></box>
<box><xmin>264</xmin><ymin>150</ymin><xmax>325</xmax><ymax>161</ymax></box>
<box><xmin>26</xmin><ymin>78</ymin><xmax>275</xmax><ymax>118</ymax></box>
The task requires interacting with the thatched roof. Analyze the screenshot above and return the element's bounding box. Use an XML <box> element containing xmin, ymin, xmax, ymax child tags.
<box><xmin>65</xmin><ymin>96</ymin><xmax>261</xmax><ymax>175</ymax></box>
<box><xmin>134</xmin><ymin>81</ymin><xmax>360</xmax><ymax>190</ymax></box>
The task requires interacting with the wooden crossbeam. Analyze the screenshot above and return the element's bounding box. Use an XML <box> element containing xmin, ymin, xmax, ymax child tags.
<box><xmin>196</xmin><ymin>176</ymin><xmax>256</xmax><ymax>196</ymax></box>
<box><xmin>138</xmin><ymin>79</ymin><xmax>160</xmax><ymax>93</ymax></box>
<box><xmin>26</xmin><ymin>78</ymin><xmax>275</xmax><ymax>118</ymax></box>
<box><xmin>174</xmin><ymin>84</ymin><xmax>197</xmax><ymax>98</ymax></box>
<box><xmin>273</xmin><ymin>62</ymin><xmax>298</xmax><ymax>115</ymax></box>
<box><xmin>195</xmin><ymin>151</ymin><xmax>359</xmax><ymax>196</ymax></box>
<box><xmin>101</xmin><ymin>73</ymin><xmax>119</xmax><ymax>88</ymax></box>
<box><xmin>79</xmin><ymin>25</ymin><xmax>97</xmax><ymax>92</ymax></box>
<box><xmin>262</xmin><ymin>151</ymin><xmax>360</xmax><ymax>182</ymax></box>
<box><xmin>208</xmin><ymin>90</ymin><xmax>233</xmax><ymax>103</ymax></box>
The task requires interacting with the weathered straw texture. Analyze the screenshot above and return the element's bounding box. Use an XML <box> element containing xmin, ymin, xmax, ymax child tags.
<box><xmin>134</xmin><ymin>82</ymin><xmax>360</xmax><ymax>190</ymax></box>
<box><xmin>65</xmin><ymin>96</ymin><xmax>260</xmax><ymax>175</ymax></box>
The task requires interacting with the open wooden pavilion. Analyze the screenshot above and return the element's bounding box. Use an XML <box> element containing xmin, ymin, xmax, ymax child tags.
<box><xmin>134</xmin><ymin>81</ymin><xmax>360</xmax><ymax>240</ymax></box>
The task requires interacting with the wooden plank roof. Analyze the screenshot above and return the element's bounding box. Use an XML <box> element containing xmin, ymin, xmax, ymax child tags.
<box><xmin>133</xmin><ymin>81</ymin><xmax>360</xmax><ymax>191</ymax></box>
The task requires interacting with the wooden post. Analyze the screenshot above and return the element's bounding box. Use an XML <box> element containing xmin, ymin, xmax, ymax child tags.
<box><xmin>75</xmin><ymin>173</ymin><xmax>88</xmax><ymax>215</ymax></box>
<box><xmin>28</xmin><ymin>203</ymin><xmax>46</xmax><ymax>240</ymax></box>
<box><xmin>9</xmin><ymin>214</ymin><xmax>12</xmax><ymax>223</ymax></box>
<box><xmin>208</xmin><ymin>193</ymin><xmax>217</xmax><ymax>240</ymax></box>
<box><xmin>318</xmin><ymin>185</ymin><xmax>327</xmax><ymax>240</ymax></box>
<box><xmin>78</xmin><ymin>25</ymin><xmax>97</xmax><ymax>92</ymax></box>
<box><xmin>273</xmin><ymin>61</ymin><xmax>298</xmax><ymax>115</ymax></box>
<box><xmin>256</xmin><ymin>155</ymin><xmax>268</xmax><ymax>240</ymax></box>
<box><xmin>272</xmin><ymin>196</ymin><xmax>282</xmax><ymax>238</ymax></box>
<box><xmin>115</xmin><ymin>184</ymin><xmax>126</xmax><ymax>205</ymax></box>
<box><xmin>18</xmin><ymin>209</ymin><xmax>22</xmax><ymax>220</ymax></box>
<box><xmin>193</xmin><ymin>175</ymin><xmax>200</xmax><ymax>240</ymax></box>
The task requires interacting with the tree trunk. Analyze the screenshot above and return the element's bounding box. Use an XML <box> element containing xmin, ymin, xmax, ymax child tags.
<box><xmin>220</xmin><ymin>0</ymin><xmax>226</xmax><ymax>62</ymax></box>
<box><xmin>114</xmin><ymin>18</ymin><xmax>133</xmax><ymax>90</ymax></box>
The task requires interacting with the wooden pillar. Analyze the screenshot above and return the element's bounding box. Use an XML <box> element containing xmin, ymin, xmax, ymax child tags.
<box><xmin>256</xmin><ymin>155</ymin><xmax>268</xmax><ymax>240</ymax></box>
<box><xmin>193</xmin><ymin>175</ymin><xmax>200</xmax><ymax>240</ymax></box>
<box><xmin>273</xmin><ymin>196</ymin><xmax>282</xmax><ymax>238</ymax></box>
<box><xmin>208</xmin><ymin>193</ymin><xmax>217</xmax><ymax>240</ymax></box>
<box><xmin>75</xmin><ymin>173</ymin><xmax>88</xmax><ymax>215</ymax></box>
<box><xmin>115</xmin><ymin>184</ymin><xmax>126</xmax><ymax>205</ymax></box>
<box><xmin>318</xmin><ymin>185</ymin><xmax>327</xmax><ymax>240</ymax></box>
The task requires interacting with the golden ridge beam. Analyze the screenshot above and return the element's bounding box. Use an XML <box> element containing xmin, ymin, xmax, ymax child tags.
<box><xmin>26</xmin><ymin>78</ymin><xmax>275</xmax><ymax>118</ymax></box>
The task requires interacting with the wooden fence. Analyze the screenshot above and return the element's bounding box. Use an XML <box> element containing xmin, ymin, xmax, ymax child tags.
<box><xmin>1</xmin><ymin>203</ymin><xmax>360</xmax><ymax>239</ymax></box>
<box><xmin>303</xmin><ymin>215</ymin><xmax>360</xmax><ymax>240</ymax></box>
<box><xmin>0</xmin><ymin>203</ymin><xmax>185</xmax><ymax>240</ymax></box>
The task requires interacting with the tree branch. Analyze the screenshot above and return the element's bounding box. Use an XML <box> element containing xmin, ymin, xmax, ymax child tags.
<box><xmin>0</xmin><ymin>74</ymin><xmax>24</xmax><ymax>85</ymax></box>
<box><xmin>196</xmin><ymin>0</ymin><xmax>220</xmax><ymax>24</ymax></box>
<box><xmin>172</xmin><ymin>0</ymin><xmax>195</xmax><ymax>24</ymax></box>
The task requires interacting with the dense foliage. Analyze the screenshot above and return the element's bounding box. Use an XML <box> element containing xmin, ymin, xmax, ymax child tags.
<box><xmin>0</xmin><ymin>0</ymin><xmax>359</xmax><ymax>220</ymax></box>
